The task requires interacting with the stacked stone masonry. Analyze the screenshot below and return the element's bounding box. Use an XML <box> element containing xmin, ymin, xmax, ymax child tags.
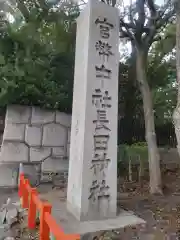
<box><xmin>0</xmin><ymin>105</ymin><xmax>71</xmax><ymax>187</ymax></box>
<box><xmin>0</xmin><ymin>105</ymin><xmax>179</xmax><ymax>188</ymax></box>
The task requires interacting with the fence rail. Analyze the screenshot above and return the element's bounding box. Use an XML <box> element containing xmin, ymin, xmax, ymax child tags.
<box><xmin>18</xmin><ymin>173</ymin><xmax>80</xmax><ymax>240</ymax></box>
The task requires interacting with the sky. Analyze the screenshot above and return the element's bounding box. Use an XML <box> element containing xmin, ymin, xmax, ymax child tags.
<box><xmin>156</xmin><ymin>0</ymin><xmax>165</xmax><ymax>4</ymax></box>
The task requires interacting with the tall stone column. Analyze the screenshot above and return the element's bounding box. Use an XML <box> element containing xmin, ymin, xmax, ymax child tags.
<box><xmin>67</xmin><ymin>0</ymin><xmax>119</xmax><ymax>221</ymax></box>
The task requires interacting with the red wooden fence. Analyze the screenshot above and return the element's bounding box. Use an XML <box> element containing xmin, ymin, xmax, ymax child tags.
<box><xmin>18</xmin><ymin>174</ymin><xmax>80</xmax><ymax>240</ymax></box>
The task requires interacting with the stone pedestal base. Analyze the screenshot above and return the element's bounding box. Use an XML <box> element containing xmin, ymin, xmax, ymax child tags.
<box><xmin>52</xmin><ymin>201</ymin><xmax>145</xmax><ymax>235</ymax></box>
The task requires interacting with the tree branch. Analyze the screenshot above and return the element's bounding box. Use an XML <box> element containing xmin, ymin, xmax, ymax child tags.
<box><xmin>143</xmin><ymin>1</ymin><xmax>175</xmax><ymax>48</ymax></box>
<box><xmin>136</xmin><ymin>0</ymin><xmax>146</xmax><ymax>28</ymax></box>
<box><xmin>16</xmin><ymin>0</ymin><xmax>30</xmax><ymax>22</ymax></box>
<box><xmin>120</xmin><ymin>30</ymin><xmax>134</xmax><ymax>42</ymax></box>
<box><xmin>147</xmin><ymin>0</ymin><xmax>157</xmax><ymax>17</ymax></box>
<box><xmin>157</xmin><ymin>0</ymin><xmax>171</xmax><ymax>20</ymax></box>
<box><xmin>143</xmin><ymin>0</ymin><xmax>158</xmax><ymax>38</ymax></box>
<box><xmin>144</xmin><ymin>26</ymin><xmax>156</xmax><ymax>49</ymax></box>
<box><xmin>119</xmin><ymin>0</ymin><xmax>175</xmax><ymax>52</ymax></box>
<box><xmin>129</xmin><ymin>0</ymin><xmax>136</xmax><ymax>28</ymax></box>
<box><xmin>120</xmin><ymin>19</ymin><xmax>137</xmax><ymax>44</ymax></box>
<box><xmin>38</xmin><ymin>0</ymin><xmax>49</xmax><ymax>10</ymax></box>
<box><xmin>112</xmin><ymin>0</ymin><xmax>116</xmax><ymax>7</ymax></box>
<box><xmin>156</xmin><ymin>8</ymin><xmax>175</xmax><ymax>30</ymax></box>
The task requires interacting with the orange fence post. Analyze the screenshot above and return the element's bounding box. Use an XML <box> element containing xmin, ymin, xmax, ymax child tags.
<box><xmin>19</xmin><ymin>175</ymin><xmax>80</xmax><ymax>240</ymax></box>
<box><xmin>40</xmin><ymin>202</ymin><xmax>52</xmax><ymax>240</ymax></box>
<box><xmin>28</xmin><ymin>188</ymin><xmax>38</xmax><ymax>229</ymax></box>
<box><xmin>22</xmin><ymin>179</ymin><xmax>30</xmax><ymax>209</ymax></box>
<box><xmin>45</xmin><ymin>212</ymin><xmax>80</xmax><ymax>240</ymax></box>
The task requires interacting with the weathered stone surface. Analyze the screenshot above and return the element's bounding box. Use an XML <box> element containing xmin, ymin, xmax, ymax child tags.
<box><xmin>0</xmin><ymin>225</ymin><xmax>11</xmax><ymax>240</ymax></box>
<box><xmin>25</xmin><ymin>125</ymin><xmax>42</xmax><ymax>146</ymax></box>
<box><xmin>6</xmin><ymin>105</ymin><xmax>31</xmax><ymax>124</ymax></box>
<box><xmin>31</xmin><ymin>107</ymin><xmax>54</xmax><ymax>124</ymax></box>
<box><xmin>52</xmin><ymin>171</ymin><xmax>68</xmax><ymax>188</ymax></box>
<box><xmin>0</xmin><ymin>135</ymin><xmax>3</xmax><ymax>146</ymax></box>
<box><xmin>42</xmin><ymin>123</ymin><xmax>66</xmax><ymax>147</ymax></box>
<box><xmin>67</xmin><ymin>1</ymin><xmax>119</xmax><ymax>221</ymax></box>
<box><xmin>0</xmin><ymin>142</ymin><xmax>29</xmax><ymax>163</ymax></box>
<box><xmin>0</xmin><ymin>208</ymin><xmax>6</xmax><ymax>224</ymax></box>
<box><xmin>67</xmin><ymin>128</ymin><xmax>71</xmax><ymax>143</ymax></box>
<box><xmin>0</xmin><ymin>164</ymin><xmax>19</xmax><ymax>187</ymax></box>
<box><xmin>56</xmin><ymin>112</ymin><xmax>71</xmax><ymax>127</ymax></box>
<box><xmin>52</xmin><ymin>147</ymin><xmax>65</xmax><ymax>158</ymax></box>
<box><xmin>6</xmin><ymin>207</ymin><xmax>18</xmax><ymax>225</ymax></box>
<box><xmin>41</xmin><ymin>157</ymin><xmax>69</xmax><ymax>172</ymax></box>
<box><xmin>0</xmin><ymin>105</ymin><xmax>73</xmax><ymax>188</ymax></box>
<box><xmin>3</xmin><ymin>124</ymin><xmax>25</xmax><ymax>142</ymax></box>
<box><xmin>66</xmin><ymin>143</ymin><xmax>70</xmax><ymax>158</ymax></box>
<box><xmin>4</xmin><ymin>237</ymin><xmax>15</xmax><ymax>240</ymax></box>
<box><xmin>21</xmin><ymin>163</ymin><xmax>41</xmax><ymax>186</ymax></box>
<box><xmin>30</xmin><ymin>147</ymin><xmax>51</xmax><ymax>162</ymax></box>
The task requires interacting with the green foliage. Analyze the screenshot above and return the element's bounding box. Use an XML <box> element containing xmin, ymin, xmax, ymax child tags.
<box><xmin>118</xmin><ymin>144</ymin><xmax>129</xmax><ymax>162</ymax></box>
<box><xmin>117</xmin><ymin>142</ymin><xmax>148</xmax><ymax>177</ymax></box>
<box><xmin>118</xmin><ymin>142</ymin><xmax>148</xmax><ymax>163</ymax></box>
<box><xmin>0</xmin><ymin>0</ymin><xmax>79</xmax><ymax>113</ymax></box>
<box><xmin>147</xmin><ymin>27</ymin><xmax>176</xmax><ymax>125</ymax></box>
<box><xmin>150</xmin><ymin>23</ymin><xmax>176</xmax><ymax>62</ymax></box>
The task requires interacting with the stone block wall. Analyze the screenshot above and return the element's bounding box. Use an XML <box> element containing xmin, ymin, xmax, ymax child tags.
<box><xmin>0</xmin><ymin>105</ymin><xmax>180</xmax><ymax>188</ymax></box>
<box><xmin>0</xmin><ymin>105</ymin><xmax>71</xmax><ymax>187</ymax></box>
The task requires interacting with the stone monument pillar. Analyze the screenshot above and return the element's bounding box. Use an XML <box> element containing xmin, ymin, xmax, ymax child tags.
<box><xmin>67</xmin><ymin>0</ymin><xmax>119</xmax><ymax>221</ymax></box>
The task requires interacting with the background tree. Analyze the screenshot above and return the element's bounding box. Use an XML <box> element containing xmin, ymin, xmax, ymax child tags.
<box><xmin>173</xmin><ymin>0</ymin><xmax>180</xmax><ymax>156</ymax></box>
<box><xmin>119</xmin><ymin>0</ymin><xmax>175</xmax><ymax>194</ymax></box>
<box><xmin>119</xmin><ymin>46</ymin><xmax>176</xmax><ymax>146</ymax></box>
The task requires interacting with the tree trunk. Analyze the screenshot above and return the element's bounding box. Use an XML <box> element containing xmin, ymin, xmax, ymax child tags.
<box><xmin>16</xmin><ymin>0</ymin><xmax>30</xmax><ymax>22</ymax></box>
<box><xmin>173</xmin><ymin>0</ymin><xmax>180</xmax><ymax>157</ymax></box>
<box><xmin>138</xmin><ymin>155</ymin><xmax>144</xmax><ymax>186</ymax></box>
<box><xmin>136</xmin><ymin>50</ymin><xmax>162</xmax><ymax>194</ymax></box>
<box><xmin>128</xmin><ymin>156</ymin><xmax>132</xmax><ymax>182</ymax></box>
